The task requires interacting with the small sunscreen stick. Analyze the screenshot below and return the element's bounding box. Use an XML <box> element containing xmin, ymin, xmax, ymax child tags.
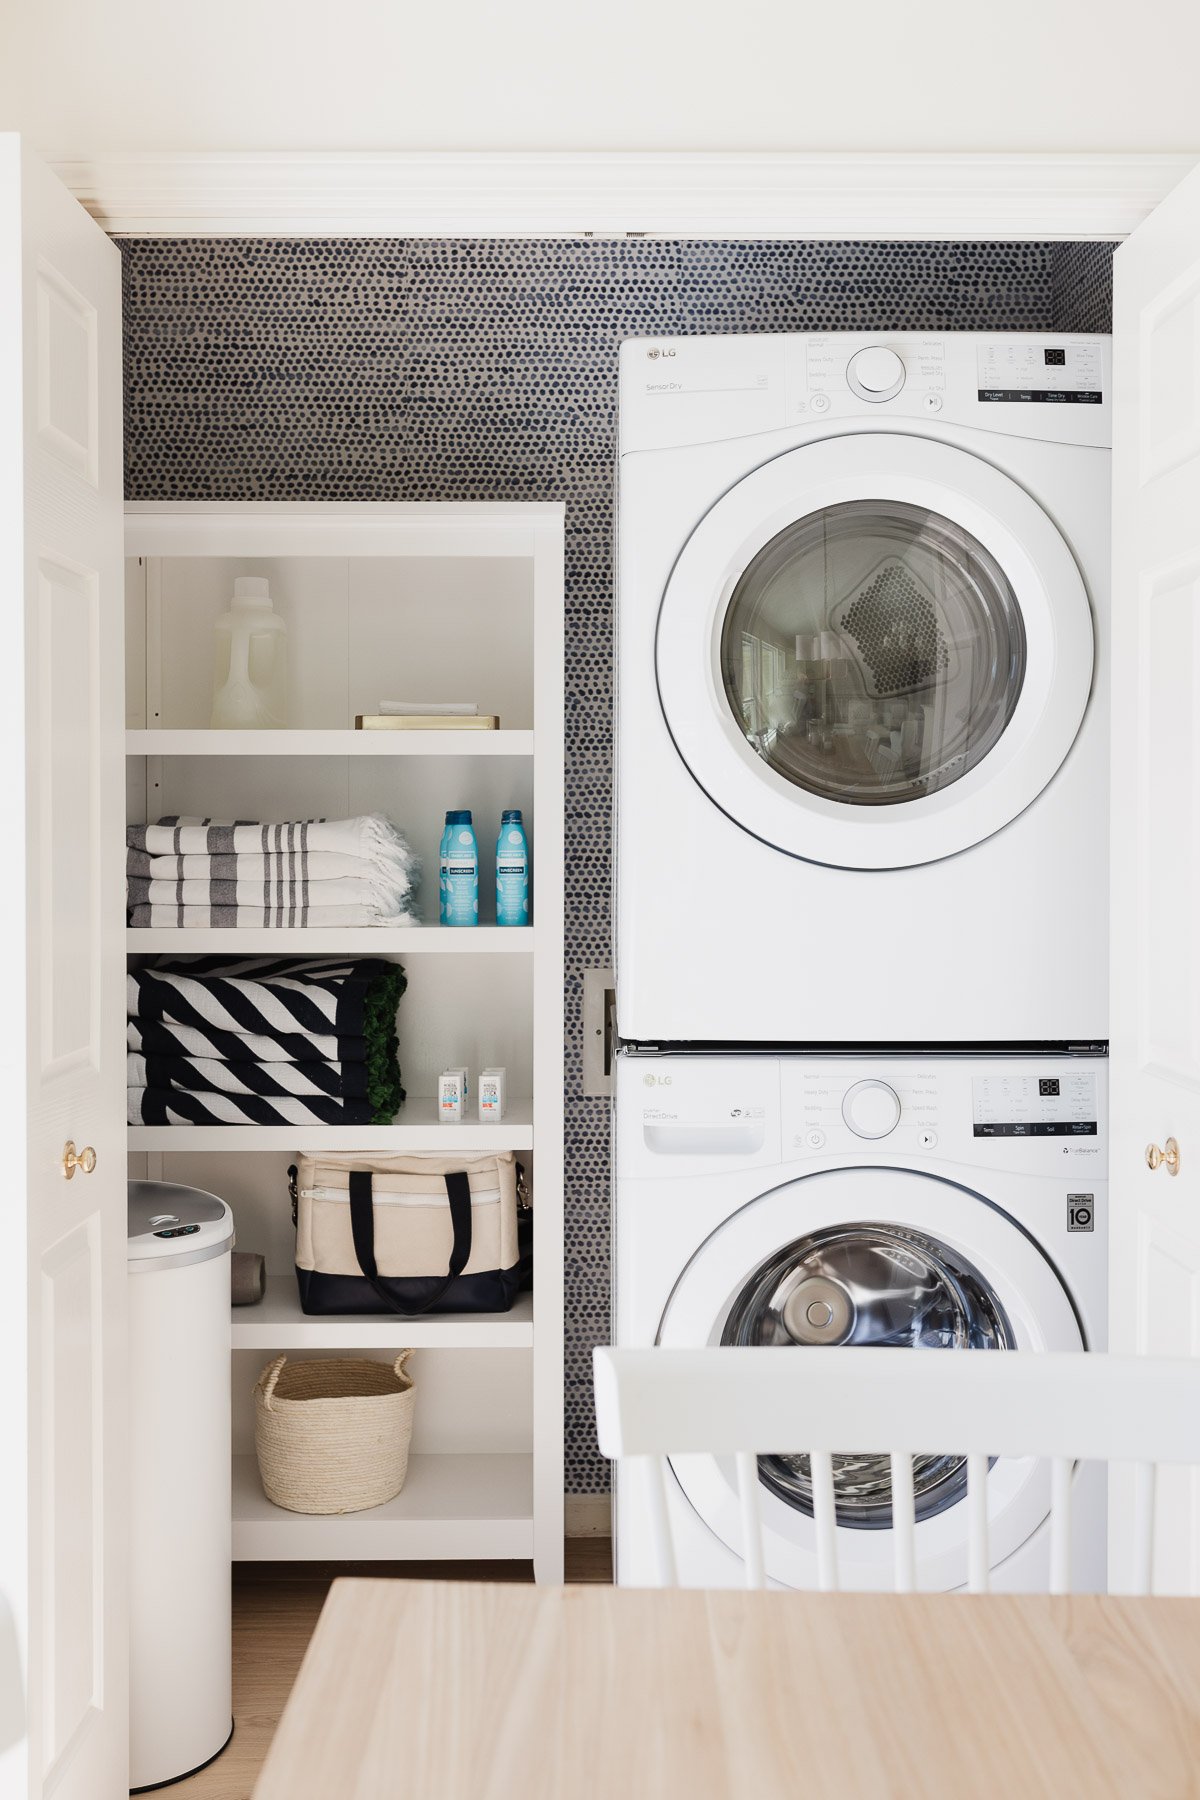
<box><xmin>438</xmin><ymin>1070</ymin><xmax>464</xmax><ymax>1122</ymax></box>
<box><xmin>478</xmin><ymin>1067</ymin><xmax>506</xmax><ymax>1122</ymax></box>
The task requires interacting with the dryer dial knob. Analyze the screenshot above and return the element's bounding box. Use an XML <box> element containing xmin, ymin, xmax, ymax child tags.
<box><xmin>842</xmin><ymin>1079</ymin><xmax>902</xmax><ymax>1139</ymax></box>
<box><xmin>847</xmin><ymin>346</ymin><xmax>906</xmax><ymax>402</ymax></box>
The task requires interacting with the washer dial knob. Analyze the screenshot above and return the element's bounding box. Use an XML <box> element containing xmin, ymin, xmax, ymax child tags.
<box><xmin>841</xmin><ymin>1079</ymin><xmax>902</xmax><ymax>1139</ymax></box>
<box><xmin>847</xmin><ymin>345</ymin><xmax>906</xmax><ymax>402</ymax></box>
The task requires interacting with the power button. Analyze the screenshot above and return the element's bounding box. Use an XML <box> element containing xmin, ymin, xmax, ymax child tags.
<box><xmin>810</xmin><ymin>393</ymin><xmax>831</xmax><ymax>414</ymax></box>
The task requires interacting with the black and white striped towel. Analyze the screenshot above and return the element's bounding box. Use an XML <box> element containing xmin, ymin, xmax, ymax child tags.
<box><xmin>127</xmin><ymin>1052</ymin><xmax>371</xmax><ymax>1104</ymax></box>
<box><xmin>127</xmin><ymin>956</ymin><xmax>395</xmax><ymax>1041</ymax></box>
<box><xmin>127</xmin><ymin>1015</ymin><xmax>363</xmax><ymax>1065</ymax></box>
<box><xmin>127</xmin><ymin>1087</ymin><xmax>374</xmax><ymax>1127</ymax></box>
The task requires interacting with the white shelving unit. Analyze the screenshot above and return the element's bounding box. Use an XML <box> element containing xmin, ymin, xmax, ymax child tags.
<box><xmin>124</xmin><ymin>502</ymin><xmax>565</xmax><ymax>1581</ymax></box>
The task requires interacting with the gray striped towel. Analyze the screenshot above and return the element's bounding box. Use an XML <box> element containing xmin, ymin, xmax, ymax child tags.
<box><xmin>129</xmin><ymin>901</ymin><xmax>414</xmax><ymax>929</ymax></box>
<box><xmin>126</xmin><ymin>815</ymin><xmax>420</xmax><ymax>928</ymax></box>
<box><xmin>126</xmin><ymin>815</ymin><xmax>416</xmax><ymax>869</ymax></box>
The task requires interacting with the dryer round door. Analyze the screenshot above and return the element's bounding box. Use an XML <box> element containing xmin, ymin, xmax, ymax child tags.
<box><xmin>657</xmin><ymin>1166</ymin><xmax>1085</xmax><ymax>1591</ymax></box>
<box><xmin>655</xmin><ymin>434</ymin><xmax>1094</xmax><ymax>869</ymax></box>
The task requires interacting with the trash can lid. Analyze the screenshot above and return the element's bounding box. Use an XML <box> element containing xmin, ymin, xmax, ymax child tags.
<box><xmin>128</xmin><ymin>1179</ymin><xmax>235</xmax><ymax>1273</ymax></box>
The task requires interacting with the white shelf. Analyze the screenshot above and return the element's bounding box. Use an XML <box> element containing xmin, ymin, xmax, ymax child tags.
<box><xmin>126</xmin><ymin>925</ymin><xmax>535</xmax><ymax>954</ymax></box>
<box><xmin>231</xmin><ymin>1290</ymin><xmax>534</xmax><ymax>1350</ymax></box>
<box><xmin>125</xmin><ymin>504</ymin><xmax>565</xmax><ymax>1580</ymax></box>
<box><xmin>127</xmin><ymin>728</ymin><xmax>534</xmax><ymax>757</ymax></box>
<box><xmin>231</xmin><ymin>1452</ymin><xmax>534</xmax><ymax>1561</ymax></box>
<box><xmin>128</xmin><ymin>1094</ymin><xmax>534</xmax><ymax>1152</ymax></box>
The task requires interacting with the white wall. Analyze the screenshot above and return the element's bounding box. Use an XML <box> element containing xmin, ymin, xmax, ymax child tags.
<box><xmin>2</xmin><ymin>0</ymin><xmax>1199</xmax><ymax>156</ymax></box>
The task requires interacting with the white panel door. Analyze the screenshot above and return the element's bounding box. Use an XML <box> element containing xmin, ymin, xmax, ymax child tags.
<box><xmin>0</xmin><ymin>138</ymin><xmax>126</xmax><ymax>1796</ymax></box>
<box><xmin>1110</xmin><ymin>158</ymin><xmax>1200</xmax><ymax>1595</ymax></box>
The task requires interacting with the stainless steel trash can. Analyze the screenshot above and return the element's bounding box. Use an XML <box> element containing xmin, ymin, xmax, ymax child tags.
<box><xmin>128</xmin><ymin>1181</ymin><xmax>234</xmax><ymax>1792</ymax></box>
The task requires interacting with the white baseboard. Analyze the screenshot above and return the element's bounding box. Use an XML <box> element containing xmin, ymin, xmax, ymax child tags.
<box><xmin>43</xmin><ymin>150</ymin><xmax>1196</xmax><ymax>240</ymax></box>
<box><xmin>566</xmin><ymin>1495</ymin><xmax>612</xmax><ymax>1538</ymax></box>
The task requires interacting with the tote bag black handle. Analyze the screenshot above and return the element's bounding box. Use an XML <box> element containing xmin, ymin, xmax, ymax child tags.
<box><xmin>348</xmin><ymin>1168</ymin><xmax>473</xmax><ymax>1316</ymax></box>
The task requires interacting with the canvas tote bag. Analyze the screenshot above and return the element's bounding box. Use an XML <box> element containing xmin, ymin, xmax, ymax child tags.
<box><xmin>290</xmin><ymin>1151</ymin><xmax>524</xmax><ymax>1316</ymax></box>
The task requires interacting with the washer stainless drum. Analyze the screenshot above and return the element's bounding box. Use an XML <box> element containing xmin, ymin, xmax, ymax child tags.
<box><xmin>616</xmin><ymin>332</ymin><xmax>1110</xmax><ymax>1044</ymax></box>
<box><xmin>612</xmin><ymin>1051</ymin><xmax>1108</xmax><ymax>1593</ymax></box>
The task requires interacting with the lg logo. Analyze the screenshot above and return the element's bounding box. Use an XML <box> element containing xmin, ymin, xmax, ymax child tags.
<box><xmin>643</xmin><ymin>1072</ymin><xmax>673</xmax><ymax>1087</ymax></box>
<box><xmin>645</xmin><ymin>347</ymin><xmax>676</xmax><ymax>360</ymax></box>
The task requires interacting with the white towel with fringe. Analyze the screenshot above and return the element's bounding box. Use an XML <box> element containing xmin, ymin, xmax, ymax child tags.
<box><xmin>126</xmin><ymin>815</ymin><xmax>417</xmax><ymax>875</ymax></box>
<box><xmin>129</xmin><ymin>901</ymin><xmax>415</xmax><ymax>930</ymax></box>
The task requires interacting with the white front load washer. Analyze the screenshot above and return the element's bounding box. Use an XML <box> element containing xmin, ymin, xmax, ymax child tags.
<box><xmin>612</xmin><ymin>1049</ymin><xmax>1107</xmax><ymax>1592</ymax></box>
<box><xmin>615</xmin><ymin>332</ymin><xmax>1110</xmax><ymax>1044</ymax></box>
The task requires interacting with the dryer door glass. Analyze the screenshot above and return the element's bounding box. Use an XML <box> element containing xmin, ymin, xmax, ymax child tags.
<box><xmin>719</xmin><ymin>500</ymin><xmax>1027</xmax><ymax>806</ymax></box>
<box><xmin>721</xmin><ymin>1222</ymin><xmax>1016</xmax><ymax>1527</ymax></box>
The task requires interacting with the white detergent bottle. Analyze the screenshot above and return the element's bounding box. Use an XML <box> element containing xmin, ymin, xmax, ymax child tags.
<box><xmin>210</xmin><ymin>576</ymin><xmax>288</xmax><ymax>729</ymax></box>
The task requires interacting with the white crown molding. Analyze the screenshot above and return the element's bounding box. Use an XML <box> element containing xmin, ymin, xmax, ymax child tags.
<box><xmin>45</xmin><ymin>150</ymin><xmax>1198</xmax><ymax>240</ymax></box>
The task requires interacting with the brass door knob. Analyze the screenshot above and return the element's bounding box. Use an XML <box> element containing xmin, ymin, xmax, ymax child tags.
<box><xmin>62</xmin><ymin>1140</ymin><xmax>97</xmax><ymax>1180</ymax></box>
<box><xmin>1146</xmin><ymin>1137</ymin><xmax>1181</xmax><ymax>1177</ymax></box>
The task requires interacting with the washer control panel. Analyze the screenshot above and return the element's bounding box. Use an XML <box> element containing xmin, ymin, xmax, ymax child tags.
<box><xmin>615</xmin><ymin>1054</ymin><xmax>1107</xmax><ymax>1177</ymax></box>
<box><xmin>776</xmin><ymin>1056</ymin><xmax>1105</xmax><ymax>1171</ymax></box>
<box><xmin>972</xmin><ymin>1072</ymin><xmax>1098</xmax><ymax>1137</ymax></box>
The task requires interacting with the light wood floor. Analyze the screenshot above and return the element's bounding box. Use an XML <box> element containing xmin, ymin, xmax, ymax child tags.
<box><xmin>172</xmin><ymin>1543</ymin><xmax>613</xmax><ymax>1800</ymax></box>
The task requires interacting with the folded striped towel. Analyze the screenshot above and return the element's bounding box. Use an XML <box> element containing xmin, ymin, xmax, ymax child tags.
<box><xmin>128</xmin><ymin>1087</ymin><xmax>376</xmax><ymax>1127</ymax></box>
<box><xmin>127</xmin><ymin>848</ymin><xmax>394</xmax><ymax>884</ymax></box>
<box><xmin>127</xmin><ymin>957</ymin><xmax>405</xmax><ymax>1124</ymax></box>
<box><xmin>128</xmin><ymin>1016</ymin><xmax>364</xmax><ymax>1065</ymax></box>
<box><xmin>128</xmin><ymin>1052</ymin><xmax>374</xmax><ymax>1105</ymax></box>
<box><xmin>127</xmin><ymin>815</ymin><xmax>417</xmax><ymax>872</ymax></box>
<box><xmin>129</xmin><ymin>901</ymin><xmax>415</xmax><ymax>930</ymax></box>
<box><xmin>126</xmin><ymin>816</ymin><xmax>420</xmax><ymax>929</ymax></box>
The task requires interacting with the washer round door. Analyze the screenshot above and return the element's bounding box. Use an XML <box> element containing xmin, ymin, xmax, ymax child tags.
<box><xmin>655</xmin><ymin>434</ymin><xmax>1094</xmax><ymax>869</ymax></box>
<box><xmin>657</xmin><ymin>1167</ymin><xmax>1085</xmax><ymax>1591</ymax></box>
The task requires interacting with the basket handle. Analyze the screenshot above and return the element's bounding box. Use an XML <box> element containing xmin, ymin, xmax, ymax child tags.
<box><xmin>256</xmin><ymin>1355</ymin><xmax>288</xmax><ymax>1410</ymax></box>
<box><xmin>393</xmin><ymin>1350</ymin><xmax>412</xmax><ymax>1380</ymax></box>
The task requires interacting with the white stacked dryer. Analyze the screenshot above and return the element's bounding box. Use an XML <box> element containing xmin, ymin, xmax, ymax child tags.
<box><xmin>615</xmin><ymin>331</ymin><xmax>1110</xmax><ymax>1045</ymax></box>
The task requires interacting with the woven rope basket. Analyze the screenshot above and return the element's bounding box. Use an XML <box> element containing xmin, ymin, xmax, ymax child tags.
<box><xmin>253</xmin><ymin>1352</ymin><xmax>415</xmax><ymax>1515</ymax></box>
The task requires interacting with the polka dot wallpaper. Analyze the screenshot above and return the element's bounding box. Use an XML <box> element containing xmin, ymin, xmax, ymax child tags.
<box><xmin>120</xmin><ymin>236</ymin><xmax>1115</xmax><ymax>1492</ymax></box>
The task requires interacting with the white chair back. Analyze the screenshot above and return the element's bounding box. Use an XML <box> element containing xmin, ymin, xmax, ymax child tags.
<box><xmin>593</xmin><ymin>1346</ymin><xmax>1200</xmax><ymax>1594</ymax></box>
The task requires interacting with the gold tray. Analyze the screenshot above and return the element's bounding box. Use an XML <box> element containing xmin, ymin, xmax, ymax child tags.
<box><xmin>355</xmin><ymin>715</ymin><xmax>500</xmax><ymax>731</ymax></box>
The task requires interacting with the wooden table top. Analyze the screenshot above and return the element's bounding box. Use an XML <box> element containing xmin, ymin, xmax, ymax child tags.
<box><xmin>253</xmin><ymin>1578</ymin><xmax>1200</xmax><ymax>1800</ymax></box>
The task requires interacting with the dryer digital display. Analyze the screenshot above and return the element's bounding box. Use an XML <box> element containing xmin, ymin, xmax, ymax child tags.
<box><xmin>972</xmin><ymin>1072</ymin><xmax>1098</xmax><ymax>1137</ymax></box>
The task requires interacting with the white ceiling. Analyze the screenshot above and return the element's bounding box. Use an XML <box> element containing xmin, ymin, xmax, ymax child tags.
<box><xmin>4</xmin><ymin>0</ymin><xmax>1199</xmax><ymax>156</ymax></box>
